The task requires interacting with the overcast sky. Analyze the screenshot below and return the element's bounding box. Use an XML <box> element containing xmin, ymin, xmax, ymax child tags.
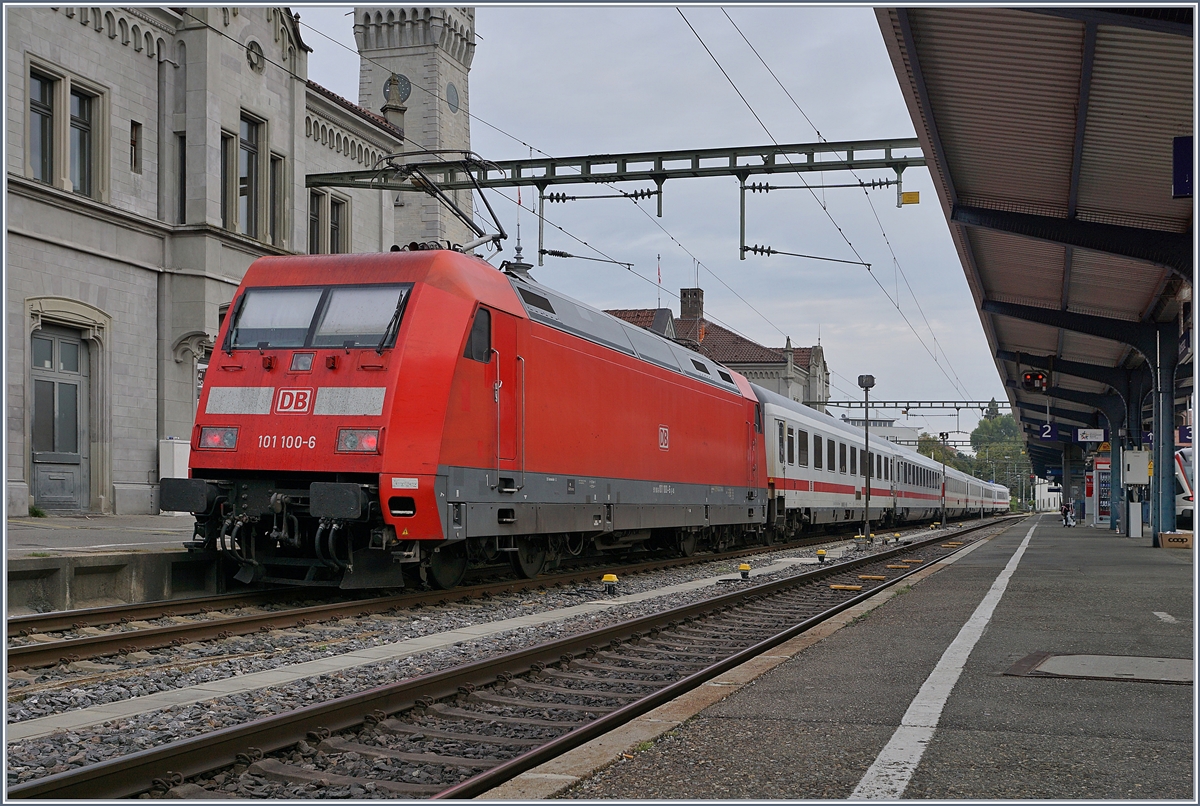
<box><xmin>297</xmin><ymin>4</ymin><xmax>1007</xmax><ymax>444</ymax></box>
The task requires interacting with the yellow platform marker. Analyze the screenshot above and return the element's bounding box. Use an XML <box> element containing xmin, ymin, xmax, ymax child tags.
<box><xmin>887</xmin><ymin>564</ymin><xmax>908</xmax><ymax>569</ymax></box>
<box><xmin>902</xmin><ymin>559</ymin><xmax>924</xmax><ymax>563</ymax></box>
<box><xmin>830</xmin><ymin>584</ymin><xmax>863</xmax><ymax>591</ymax></box>
<box><xmin>858</xmin><ymin>575</ymin><xmax>887</xmax><ymax>581</ymax></box>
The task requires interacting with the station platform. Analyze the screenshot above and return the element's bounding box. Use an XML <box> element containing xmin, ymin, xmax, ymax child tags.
<box><xmin>5</xmin><ymin>514</ymin><xmax>193</xmax><ymax>556</ymax></box>
<box><xmin>491</xmin><ymin>515</ymin><xmax>1194</xmax><ymax>800</ymax></box>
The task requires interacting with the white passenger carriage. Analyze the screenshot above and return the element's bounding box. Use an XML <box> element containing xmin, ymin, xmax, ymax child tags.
<box><xmin>755</xmin><ymin>386</ymin><xmax>1009</xmax><ymax>534</ymax></box>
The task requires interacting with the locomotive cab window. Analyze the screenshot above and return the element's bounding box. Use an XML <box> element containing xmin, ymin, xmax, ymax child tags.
<box><xmin>228</xmin><ymin>284</ymin><xmax>411</xmax><ymax>350</ymax></box>
<box><xmin>464</xmin><ymin>307</ymin><xmax>492</xmax><ymax>363</ymax></box>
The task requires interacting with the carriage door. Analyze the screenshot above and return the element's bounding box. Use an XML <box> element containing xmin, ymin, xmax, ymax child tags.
<box><xmin>31</xmin><ymin>326</ymin><xmax>90</xmax><ymax>512</ymax></box>
<box><xmin>492</xmin><ymin>311</ymin><xmax>520</xmax><ymax>466</ymax></box>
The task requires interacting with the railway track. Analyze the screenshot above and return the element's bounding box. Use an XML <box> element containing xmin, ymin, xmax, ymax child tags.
<box><xmin>5</xmin><ymin>532</ymin><xmax>859</xmax><ymax>671</ymax></box>
<box><xmin>8</xmin><ymin>516</ymin><xmax>1020</xmax><ymax>799</ymax></box>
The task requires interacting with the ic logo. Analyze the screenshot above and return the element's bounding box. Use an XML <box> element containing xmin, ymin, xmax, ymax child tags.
<box><xmin>658</xmin><ymin>425</ymin><xmax>669</xmax><ymax>451</ymax></box>
<box><xmin>275</xmin><ymin>388</ymin><xmax>313</xmax><ymax>414</ymax></box>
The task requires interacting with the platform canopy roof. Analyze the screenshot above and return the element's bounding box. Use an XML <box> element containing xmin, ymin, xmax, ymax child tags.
<box><xmin>876</xmin><ymin>7</ymin><xmax>1193</xmax><ymax>475</ymax></box>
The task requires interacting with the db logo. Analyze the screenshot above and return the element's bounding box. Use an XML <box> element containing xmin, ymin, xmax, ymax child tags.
<box><xmin>658</xmin><ymin>425</ymin><xmax>669</xmax><ymax>451</ymax></box>
<box><xmin>275</xmin><ymin>388</ymin><xmax>313</xmax><ymax>414</ymax></box>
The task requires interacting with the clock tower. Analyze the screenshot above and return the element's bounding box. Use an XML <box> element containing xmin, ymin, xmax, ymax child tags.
<box><xmin>354</xmin><ymin>7</ymin><xmax>476</xmax><ymax>246</ymax></box>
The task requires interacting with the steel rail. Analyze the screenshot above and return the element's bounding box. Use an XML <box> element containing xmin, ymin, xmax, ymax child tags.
<box><xmin>7</xmin><ymin>516</ymin><xmax>1020</xmax><ymax>800</ymax></box>
<box><xmin>6</xmin><ymin>536</ymin><xmax>835</xmax><ymax>670</ymax></box>
<box><xmin>7</xmin><ymin>588</ymin><xmax>326</xmax><ymax>638</ymax></box>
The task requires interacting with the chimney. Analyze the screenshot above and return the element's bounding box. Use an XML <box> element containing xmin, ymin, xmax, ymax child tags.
<box><xmin>381</xmin><ymin>74</ymin><xmax>406</xmax><ymax>139</ymax></box>
<box><xmin>680</xmin><ymin>287</ymin><xmax>704</xmax><ymax>319</ymax></box>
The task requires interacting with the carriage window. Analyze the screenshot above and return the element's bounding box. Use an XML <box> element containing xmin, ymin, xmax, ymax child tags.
<box><xmin>796</xmin><ymin>430</ymin><xmax>809</xmax><ymax>467</ymax></box>
<box><xmin>777</xmin><ymin>420</ymin><xmax>786</xmax><ymax>464</ymax></box>
<box><xmin>828</xmin><ymin>438</ymin><xmax>836</xmax><ymax>472</ymax></box>
<box><xmin>839</xmin><ymin>442</ymin><xmax>847</xmax><ymax>474</ymax></box>
<box><xmin>877</xmin><ymin>454</ymin><xmax>883</xmax><ymax>480</ymax></box>
<box><xmin>813</xmin><ymin>435</ymin><xmax>823</xmax><ymax>469</ymax></box>
<box><xmin>787</xmin><ymin>427</ymin><xmax>795</xmax><ymax>466</ymax></box>
<box><xmin>849</xmin><ymin>446</ymin><xmax>856</xmax><ymax>476</ymax></box>
<box><xmin>463</xmin><ymin>307</ymin><xmax>492</xmax><ymax>363</ymax></box>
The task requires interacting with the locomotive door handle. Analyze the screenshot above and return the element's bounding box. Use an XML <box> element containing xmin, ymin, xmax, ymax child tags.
<box><xmin>517</xmin><ymin>355</ymin><xmax>526</xmax><ymax>491</ymax></box>
<box><xmin>492</xmin><ymin>347</ymin><xmax>501</xmax><ymax>484</ymax></box>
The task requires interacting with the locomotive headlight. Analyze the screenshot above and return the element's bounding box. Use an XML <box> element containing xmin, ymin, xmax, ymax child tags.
<box><xmin>337</xmin><ymin>428</ymin><xmax>380</xmax><ymax>453</ymax></box>
<box><xmin>199</xmin><ymin>426</ymin><xmax>238</xmax><ymax>450</ymax></box>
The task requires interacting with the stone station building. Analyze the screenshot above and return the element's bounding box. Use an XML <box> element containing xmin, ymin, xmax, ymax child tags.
<box><xmin>6</xmin><ymin>6</ymin><xmax>476</xmax><ymax>515</ymax></box>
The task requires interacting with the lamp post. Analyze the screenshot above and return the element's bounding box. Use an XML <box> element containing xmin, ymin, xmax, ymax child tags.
<box><xmin>859</xmin><ymin>374</ymin><xmax>875</xmax><ymax>543</ymax></box>
<box><xmin>939</xmin><ymin>431</ymin><xmax>949</xmax><ymax>524</ymax></box>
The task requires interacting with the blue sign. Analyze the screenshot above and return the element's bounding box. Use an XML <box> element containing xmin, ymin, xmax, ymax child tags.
<box><xmin>1143</xmin><ymin>431</ymin><xmax>1154</xmax><ymax>446</ymax></box>
<box><xmin>1037</xmin><ymin>423</ymin><xmax>1058</xmax><ymax>442</ymax></box>
<box><xmin>1179</xmin><ymin>425</ymin><xmax>1193</xmax><ymax>446</ymax></box>
<box><xmin>1173</xmin><ymin>136</ymin><xmax>1193</xmax><ymax>199</ymax></box>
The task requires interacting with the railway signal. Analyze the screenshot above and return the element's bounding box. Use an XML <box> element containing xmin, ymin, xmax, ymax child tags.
<box><xmin>1021</xmin><ymin>370</ymin><xmax>1048</xmax><ymax>392</ymax></box>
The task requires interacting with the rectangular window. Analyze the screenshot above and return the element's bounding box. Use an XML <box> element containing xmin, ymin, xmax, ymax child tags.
<box><xmin>238</xmin><ymin>116</ymin><xmax>258</xmax><ymax>237</ymax></box>
<box><xmin>220</xmin><ymin>132</ymin><xmax>233</xmax><ymax>229</ymax></box>
<box><xmin>839</xmin><ymin>442</ymin><xmax>847</xmax><ymax>473</ymax></box>
<box><xmin>30</xmin><ymin>71</ymin><xmax>54</xmax><ymax>183</ymax></box>
<box><xmin>269</xmin><ymin>154</ymin><xmax>283</xmax><ymax>245</ymax></box>
<box><xmin>69</xmin><ymin>89</ymin><xmax>93</xmax><ymax>197</ymax></box>
<box><xmin>463</xmin><ymin>307</ymin><xmax>492</xmax><ymax>363</ymax></box>
<box><xmin>176</xmin><ymin>133</ymin><xmax>186</xmax><ymax>223</ymax></box>
<box><xmin>850</xmin><ymin>446</ymin><xmax>856</xmax><ymax>477</ymax></box>
<box><xmin>309</xmin><ymin>191</ymin><xmax>321</xmax><ymax>253</ymax></box>
<box><xmin>130</xmin><ymin>120</ymin><xmax>142</xmax><ymax>173</ymax></box>
<box><xmin>787</xmin><ymin>427</ymin><xmax>795</xmax><ymax>466</ymax></box>
<box><xmin>777</xmin><ymin>421</ymin><xmax>785</xmax><ymax>464</ymax></box>
<box><xmin>813</xmin><ymin>435</ymin><xmax>822</xmax><ymax>470</ymax></box>
<box><xmin>329</xmin><ymin>197</ymin><xmax>344</xmax><ymax>253</ymax></box>
<box><xmin>877</xmin><ymin>454</ymin><xmax>883</xmax><ymax>480</ymax></box>
<box><xmin>33</xmin><ymin>380</ymin><xmax>55</xmax><ymax>453</ymax></box>
<box><xmin>796</xmin><ymin>430</ymin><xmax>808</xmax><ymax>467</ymax></box>
<box><xmin>828</xmin><ymin>439</ymin><xmax>836</xmax><ymax>473</ymax></box>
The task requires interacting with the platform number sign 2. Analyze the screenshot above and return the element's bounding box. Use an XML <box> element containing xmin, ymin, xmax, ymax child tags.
<box><xmin>1039</xmin><ymin>423</ymin><xmax>1057</xmax><ymax>441</ymax></box>
<box><xmin>658</xmin><ymin>425</ymin><xmax>669</xmax><ymax>451</ymax></box>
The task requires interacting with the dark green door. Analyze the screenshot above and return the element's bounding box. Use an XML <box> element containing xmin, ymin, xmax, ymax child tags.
<box><xmin>31</xmin><ymin>326</ymin><xmax>90</xmax><ymax>511</ymax></box>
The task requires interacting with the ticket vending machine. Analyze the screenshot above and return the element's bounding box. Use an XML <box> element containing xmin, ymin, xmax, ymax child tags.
<box><xmin>1091</xmin><ymin>458</ymin><xmax>1111</xmax><ymax>527</ymax></box>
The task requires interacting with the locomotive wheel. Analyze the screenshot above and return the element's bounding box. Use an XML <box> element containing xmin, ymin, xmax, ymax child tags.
<box><xmin>427</xmin><ymin>541</ymin><xmax>468</xmax><ymax>590</ymax></box>
<box><xmin>509</xmin><ymin>537</ymin><xmax>547</xmax><ymax>578</ymax></box>
<box><xmin>677</xmin><ymin>532</ymin><xmax>697</xmax><ymax>557</ymax></box>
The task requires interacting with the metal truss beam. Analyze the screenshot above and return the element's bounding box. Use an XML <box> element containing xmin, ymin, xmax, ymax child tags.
<box><xmin>997</xmin><ymin>350</ymin><xmax>1136</xmax><ymax>391</ymax></box>
<box><xmin>1015</xmin><ymin>402</ymin><xmax>1096</xmax><ymax>427</ymax></box>
<box><xmin>307</xmin><ymin>138</ymin><xmax>925</xmax><ymax>193</ymax></box>
<box><xmin>954</xmin><ymin>205</ymin><xmax>1190</xmax><ymax>277</ymax></box>
<box><xmin>1044</xmin><ymin>387</ymin><xmax>1126</xmax><ymax>433</ymax></box>
<box><xmin>982</xmin><ymin>300</ymin><xmax>1170</xmax><ymax>361</ymax></box>
<box><xmin>1028</xmin><ymin>8</ymin><xmax>1194</xmax><ymax>38</ymax></box>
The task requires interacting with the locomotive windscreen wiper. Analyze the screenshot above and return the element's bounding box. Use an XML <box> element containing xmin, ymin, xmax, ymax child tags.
<box><xmin>376</xmin><ymin>289</ymin><xmax>410</xmax><ymax>354</ymax></box>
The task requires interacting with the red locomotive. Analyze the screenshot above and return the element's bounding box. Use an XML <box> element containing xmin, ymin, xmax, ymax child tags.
<box><xmin>161</xmin><ymin>247</ymin><xmax>769</xmax><ymax>589</ymax></box>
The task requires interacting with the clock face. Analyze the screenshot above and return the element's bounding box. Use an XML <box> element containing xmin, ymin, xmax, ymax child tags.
<box><xmin>384</xmin><ymin>74</ymin><xmax>411</xmax><ymax>103</ymax></box>
<box><xmin>446</xmin><ymin>82</ymin><xmax>459</xmax><ymax>114</ymax></box>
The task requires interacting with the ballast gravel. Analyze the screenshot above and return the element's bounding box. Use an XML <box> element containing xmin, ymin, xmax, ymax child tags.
<box><xmin>6</xmin><ymin>533</ymin><xmax>957</xmax><ymax>786</ymax></box>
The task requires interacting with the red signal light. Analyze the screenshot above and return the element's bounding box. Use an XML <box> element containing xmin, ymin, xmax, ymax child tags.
<box><xmin>198</xmin><ymin>427</ymin><xmax>238</xmax><ymax>450</ymax></box>
<box><xmin>361</xmin><ymin>433</ymin><xmax>378</xmax><ymax>451</ymax></box>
